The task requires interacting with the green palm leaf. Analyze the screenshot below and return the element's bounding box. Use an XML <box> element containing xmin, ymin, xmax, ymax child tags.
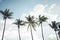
<box><xmin>25</xmin><ymin>15</ymin><xmax>37</xmax><ymax>40</ymax></box>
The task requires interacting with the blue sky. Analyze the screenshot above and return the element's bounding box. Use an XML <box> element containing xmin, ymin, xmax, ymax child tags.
<box><xmin>0</xmin><ymin>0</ymin><xmax>60</xmax><ymax>18</ymax></box>
<box><xmin>0</xmin><ymin>0</ymin><xmax>60</xmax><ymax>40</ymax></box>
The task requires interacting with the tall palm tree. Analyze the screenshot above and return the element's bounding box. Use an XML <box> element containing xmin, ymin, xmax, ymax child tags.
<box><xmin>25</xmin><ymin>15</ymin><xmax>37</xmax><ymax>40</ymax></box>
<box><xmin>38</xmin><ymin>15</ymin><xmax>48</xmax><ymax>40</ymax></box>
<box><xmin>0</xmin><ymin>9</ymin><xmax>13</xmax><ymax>40</ymax></box>
<box><xmin>49</xmin><ymin>21</ymin><xmax>59</xmax><ymax>40</ymax></box>
<box><xmin>13</xmin><ymin>19</ymin><xmax>25</xmax><ymax>40</ymax></box>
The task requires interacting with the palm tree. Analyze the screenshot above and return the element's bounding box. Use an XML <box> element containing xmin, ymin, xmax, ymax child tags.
<box><xmin>37</xmin><ymin>15</ymin><xmax>48</xmax><ymax>40</ymax></box>
<box><xmin>0</xmin><ymin>9</ymin><xmax>13</xmax><ymax>40</ymax></box>
<box><xmin>25</xmin><ymin>15</ymin><xmax>37</xmax><ymax>40</ymax></box>
<box><xmin>13</xmin><ymin>19</ymin><xmax>25</xmax><ymax>40</ymax></box>
<box><xmin>49</xmin><ymin>21</ymin><xmax>59</xmax><ymax>40</ymax></box>
<box><xmin>56</xmin><ymin>22</ymin><xmax>60</xmax><ymax>38</ymax></box>
<box><xmin>58</xmin><ymin>24</ymin><xmax>60</xmax><ymax>38</ymax></box>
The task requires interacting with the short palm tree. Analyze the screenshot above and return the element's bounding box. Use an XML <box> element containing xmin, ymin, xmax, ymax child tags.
<box><xmin>38</xmin><ymin>15</ymin><xmax>48</xmax><ymax>40</ymax></box>
<box><xmin>13</xmin><ymin>19</ymin><xmax>25</xmax><ymax>40</ymax></box>
<box><xmin>25</xmin><ymin>15</ymin><xmax>37</xmax><ymax>40</ymax></box>
<box><xmin>49</xmin><ymin>21</ymin><xmax>59</xmax><ymax>40</ymax></box>
<box><xmin>0</xmin><ymin>9</ymin><xmax>13</xmax><ymax>40</ymax></box>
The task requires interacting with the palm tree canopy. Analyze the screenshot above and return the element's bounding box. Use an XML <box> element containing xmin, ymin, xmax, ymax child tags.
<box><xmin>56</xmin><ymin>22</ymin><xmax>60</xmax><ymax>38</ymax></box>
<box><xmin>25</xmin><ymin>15</ymin><xmax>37</xmax><ymax>31</ymax></box>
<box><xmin>38</xmin><ymin>15</ymin><xmax>48</xmax><ymax>24</ymax></box>
<box><xmin>13</xmin><ymin>19</ymin><xmax>25</xmax><ymax>27</ymax></box>
<box><xmin>0</xmin><ymin>9</ymin><xmax>13</xmax><ymax>19</ymax></box>
<box><xmin>56</xmin><ymin>22</ymin><xmax>60</xmax><ymax>28</ymax></box>
<box><xmin>49</xmin><ymin>21</ymin><xmax>58</xmax><ymax>31</ymax></box>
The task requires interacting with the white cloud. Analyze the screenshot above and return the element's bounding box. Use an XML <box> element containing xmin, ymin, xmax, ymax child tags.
<box><xmin>48</xmin><ymin>33</ymin><xmax>57</xmax><ymax>40</ymax></box>
<box><xmin>20</xmin><ymin>4</ymin><xmax>59</xmax><ymax>40</ymax></box>
<box><xmin>0</xmin><ymin>19</ymin><xmax>14</xmax><ymax>25</ymax></box>
<box><xmin>21</xmin><ymin>4</ymin><xmax>58</xmax><ymax>23</ymax></box>
<box><xmin>33</xmin><ymin>4</ymin><xmax>45</xmax><ymax>13</ymax></box>
<box><xmin>0</xmin><ymin>4</ymin><xmax>58</xmax><ymax>40</ymax></box>
<box><xmin>5</xmin><ymin>30</ymin><xmax>18</xmax><ymax>39</ymax></box>
<box><xmin>48</xmin><ymin>4</ymin><xmax>56</xmax><ymax>13</ymax></box>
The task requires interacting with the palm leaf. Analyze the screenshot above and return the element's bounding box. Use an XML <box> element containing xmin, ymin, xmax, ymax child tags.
<box><xmin>13</xmin><ymin>18</ymin><xmax>25</xmax><ymax>26</ymax></box>
<box><xmin>32</xmin><ymin>24</ymin><xmax>36</xmax><ymax>31</ymax></box>
<box><xmin>27</xmin><ymin>24</ymin><xmax>30</xmax><ymax>31</ymax></box>
<box><xmin>25</xmin><ymin>15</ymin><xmax>37</xmax><ymax>31</ymax></box>
<box><xmin>0</xmin><ymin>10</ymin><xmax>4</xmax><ymax>15</ymax></box>
<box><xmin>0</xmin><ymin>9</ymin><xmax>13</xmax><ymax>19</ymax></box>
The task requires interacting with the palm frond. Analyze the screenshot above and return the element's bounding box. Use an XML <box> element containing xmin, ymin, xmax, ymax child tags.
<box><xmin>13</xmin><ymin>22</ymin><xmax>18</xmax><ymax>25</ymax></box>
<box><xmin>49</xmin><ymin>21</ymin><xmax>58</xmax><ymax>31</ymax></box>
<box><xmin>8</xmin><ymin>12</ymin><xmax>13</xmax><ymax>16</ymax></box>
<box><xmin>38</xmin><ymin>22</ymin><xmax>41</xmax><ymax>27</ymax></box>
<box><xmin>38</xmin><ymin>15</ymin><xmax>48</xmax><ymax>24</ymax></box>
<box><xmin>8</xmin><ymin>16</ymin><xmax>13</xmax><ymax>19</ymax></box>
<box><xmin>0</xmin><ymin>9</ymin><xmax>13</xmax><ymax>19</ymax></box>
<box><xmin>49</xmin><ymin>24</ymin><xmax>52</xmax><ymax>28</ymax></box>
<box><xmin>56</xmin><ymin>22</ymin><xmax>60</xmax><ymax>28</ymax></box>
<box><xmin>0</xmin><ymin>10</ymin><xmax>4</xmax><ymax>15</ymax></box>
<box><xmin>32</xmin><ymin>24</ymin><xmax>36</xmax><ymax>31</ymax></box>
<box><xmin>27</xmin><ymin>24</ymin><xmax>30</xmax><ymax>31</ymax></box>
<box><xmin>25</xmin><ymin>15</ymin><xmax>37</xmax><ymax>31</ymax></box>
<box><xmin>13</xmin><ymin>18</ymin><xmax>25</xmax><ymax>26</ymax></box>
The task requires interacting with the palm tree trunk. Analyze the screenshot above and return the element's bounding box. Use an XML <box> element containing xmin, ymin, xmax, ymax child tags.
<box><xmin>55</xmin><ymin>31</ymin><xmax>59</xmax><ymax>40</ymax></box>
<box><xmin>2</xmin><ymin>19</ymin><xmax>6</xmax><ymax>40</ymax></box>
<box><xmin>30</xmin><ymin>26</ymin><xmax>33</xmax><ymax>40</ymax></box>
<box><xmin>18</xmin><ymin>25</ymin><xmax>21</xmax><ymax>40</ymax></box>
<box><xmin>41</xmin><ymin>23</ymin><xmax>44</xmax><ymax>40</ymax></box>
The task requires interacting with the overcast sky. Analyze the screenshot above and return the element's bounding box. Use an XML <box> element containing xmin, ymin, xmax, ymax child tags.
<box><xmin>0</xmin><ymin>0</ymin><xmax>60</xmax><ymax>40</ymax></box>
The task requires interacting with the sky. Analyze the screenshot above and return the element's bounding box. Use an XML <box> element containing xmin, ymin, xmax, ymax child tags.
<box><xmin>0</xmin><ymin>0</ymin><xmax>60</xmax><ymax>40</ymax></box>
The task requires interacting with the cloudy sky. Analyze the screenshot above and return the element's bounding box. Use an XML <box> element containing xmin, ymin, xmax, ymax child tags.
<box><xmin>0</xmin><ymin>0</ymin><xmax>60</xmax><ymax>40</ymax></box>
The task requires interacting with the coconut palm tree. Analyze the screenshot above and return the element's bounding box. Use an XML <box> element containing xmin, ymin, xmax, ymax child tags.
<box><xmin>38</xmin><ymin>15</ymin><xmax>48</xmax><ymax>40</ymax></box>
<box><xmin>25</xmin><ymin>15</ymin><xmax>37</xmax><ymax>40</ymax></box>
<box><xmin>56</xmin><ymin>22</ymin><xmax>60</xmax><ymax>38</ymax></box>
<box><xmin>0</xmin><ymin>9</ymin><xmax>13</xmax><ymax>40</ymax></box>
<box><xmin>49</xmin><ymin>21</ymin><xmax>59</xmax><ymax>40</ymax></box>
<box><xmin>58</xmin><ymin>25</ymin><xmax>60</xmax><ymax>38</ymax></box>
<box><xmin>13</xmin><ymin>19</ymin><xmax>25</xmax><ymax>40</ymax></box>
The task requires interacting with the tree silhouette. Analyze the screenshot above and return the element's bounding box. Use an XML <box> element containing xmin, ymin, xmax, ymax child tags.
<box><xmin>25</xmin><ymin>15</ymin><xmax>37</xmax><ymax>40</ymax></box>
<box><xmin>49</xmin><ymin>21</ymin><xmax>59</xmax><ymax>40</ymax></box>
<box><xmin>13</xmin><ymin>19</ymin><xmax>25</xmax><ymax>40</ymax></box>
<box><xmin>56</xmin><ymin>22</ymin><xmax>60</xmax><ymax>38</ymax></box>
<box><xmin>37</xmin><ymin>15</ymin><xmax>48</xmax><ymax>40</ymax></box>
<box><xmin>0</xmin><ymin>9</ymin><xmax>13</xmax><ymax>40</ymax></box>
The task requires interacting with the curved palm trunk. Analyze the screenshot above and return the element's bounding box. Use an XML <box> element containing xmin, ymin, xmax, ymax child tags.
<box><xmin>41</xmin><ymin>23</ymin><xmax>44</xmax><ymax>40</ymax></box>
<box><xmin>30</xmin><ymin>26</ymin><xmax>33</xmax><ymax>40</ymax></box>
<box><xmin>55</xmin><ymin>31</ymin><xmax>59</xmax><ymax>40</ymax></box>
<box><xmin>2</xmin><ymin>19</ymin><xmax>6</xmax><ymax>40</ymax></box>
<box><xmin>18</xmin><ymin>25</ymin><xmax>21</xmax><ymax>40</ymax></box>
